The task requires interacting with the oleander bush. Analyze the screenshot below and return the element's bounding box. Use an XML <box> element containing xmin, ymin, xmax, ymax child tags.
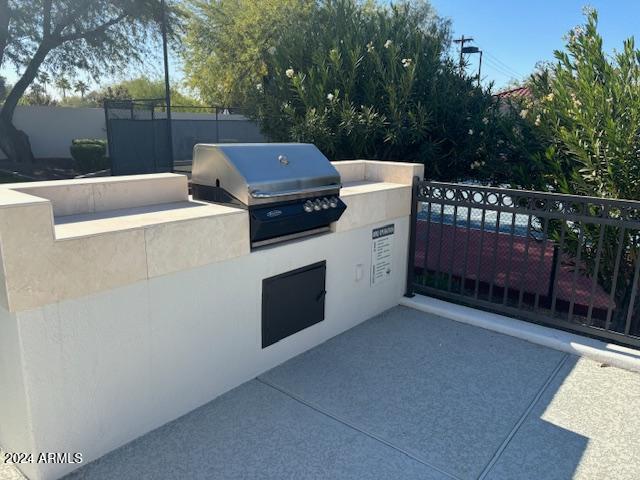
<box><xmin>184</xmin><ymin>0</ymin><xmax>525</xmax><ymax>181</ymax></box>
<box><xmin>518</xmin><ymin>8</ymin><xmax>640</xmax><ymax>332</ymax></box>
<box><xmin>527</xmin><ymin>9</ymin><xmax>640</xmax><ymax>200</ymax></box>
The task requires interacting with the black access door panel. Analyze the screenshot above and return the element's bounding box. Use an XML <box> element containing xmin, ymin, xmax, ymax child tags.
<box><xmin>262</xmin><ymin>261</ymin><xmax>326</xmax><ymax>348</ymax></box>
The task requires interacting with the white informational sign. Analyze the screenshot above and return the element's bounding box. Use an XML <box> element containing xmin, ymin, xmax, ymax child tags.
<box><xmin>371</xmin><ymin>224</ymin><xmax>394</xmax><ymax>285</ymax></box>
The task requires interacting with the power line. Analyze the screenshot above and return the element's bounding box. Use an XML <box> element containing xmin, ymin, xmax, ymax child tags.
<box><xmin>475</xmin><ymin>45</ymin><xmax>519</xmax><ymax>73</ymax></box>
<box><xmin>474</xmin><ymin>45</ymin><xmax>523</xmax><ymax>78</ymax></box>
<box><xmin>484</xmin><ymin>55</ymin><xmax>522</xmax><ymax>79</ymax></box>
<box><xmin>483</xmin><ymin>65</ymin><xmax>517</xmax><ymax>84</ymax></box>
<box><xmin>487</xmin><ymin>54</ymin><xmax>522</xmax><ymax>77</ymax></box>
<box><xmin>469</xmin><ymin>49</ymin><xmax>520</xmax><ymax>81</ymax></box>
<box><xmin>483</xmin><ymin>58</ymin><xmax>519</xmax><ymax>79</ymax></box>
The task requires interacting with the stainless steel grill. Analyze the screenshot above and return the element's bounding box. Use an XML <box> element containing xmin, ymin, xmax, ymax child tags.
<box><xmin>191</xmin><ymin>143</ymin><xmax>347</xmax><ymax>248</ymax></box>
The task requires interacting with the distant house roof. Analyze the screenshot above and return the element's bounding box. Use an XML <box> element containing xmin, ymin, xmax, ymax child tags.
<box><xmin>495</xmin><ymin>86</ymin><xmax>532</xmax><ymax>99</ymax></box>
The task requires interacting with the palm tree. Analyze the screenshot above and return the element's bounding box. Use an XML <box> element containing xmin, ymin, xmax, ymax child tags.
<box><xmin>37</xmin><ymin>72</ymin><xmax>50</xmax><ymax>93</ymax></box>
<box><xmin>25</xmin><ymin>84</ymin><xmax>49</xmax><ymax>105</ymax></box>
<box><xmin>55</xmin><ymin>77</ymin><xmax>71</xmax><ymax>100</ymax></box>
<box><xmin>0</xmin><ymin>76</ymin><xmax>7</xmax><ymax>103</ymax></box>
<box><xmin>74</xmin><ymin>80</ymin><xmax>89</xmax><ymax>99</ymax></box>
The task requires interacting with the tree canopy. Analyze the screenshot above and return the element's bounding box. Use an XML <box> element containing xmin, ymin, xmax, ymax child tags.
<box><xmin>0</xmin><ymin>0</ymin><xmax>184</xmax><ymax>162</ymax></box>
<box><xmin>184</xmin><ymin>0</ymin><xmax>314</xmax><ymax>108</ymax></box>
<box><xmin>107</xmin><ymin>77</ymin><xmax>202</xmax><ymax>106</ymax></box>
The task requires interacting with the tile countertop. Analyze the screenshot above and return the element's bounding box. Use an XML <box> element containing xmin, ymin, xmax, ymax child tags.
<box><xmin>0</xmin><ymin>160</ymin><xmax>423</xmax><ymax>312</ymax></box>
<box><xmin>53</xmin><ymin>200</ymin><xmax>244</xmax><ymax>240</ymax></box>
<box><xmin>52</xmin><ymin>181</ymin><xmax>410</xmax><ymax>240</ymax></box>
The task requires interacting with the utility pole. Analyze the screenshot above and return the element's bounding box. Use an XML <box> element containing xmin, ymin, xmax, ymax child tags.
<box><xmin>453</xmin><ymin>35</ymin><xmax>474</xmax><ymax>72</ymax></box>
<box><xmin>455</xmin><ymin>35</ymin><xmax>483</xmax><ymax>86</ymax></box>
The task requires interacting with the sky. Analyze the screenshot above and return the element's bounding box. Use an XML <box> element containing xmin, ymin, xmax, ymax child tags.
<box><xmin>429</xmin><ymin>0</ymin><xmax>640</xmax><ymax>90</ymax></box>
<box><xmin>2</xmin><ymin>1</ymin><xmax>640</xmax><ymax>96</ymax></box>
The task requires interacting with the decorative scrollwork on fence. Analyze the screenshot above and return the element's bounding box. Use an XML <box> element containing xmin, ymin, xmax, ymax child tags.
<box><xmin>416</xmin><ymin>182</ymin><xmax>640</xmax><ymax>226</ymax></box>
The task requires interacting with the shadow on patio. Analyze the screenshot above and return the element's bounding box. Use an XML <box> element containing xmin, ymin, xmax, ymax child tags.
<box><xmin>62</xmin><ymin>305</ymin><xmax>640</xmax><ymax>480</ymax></box>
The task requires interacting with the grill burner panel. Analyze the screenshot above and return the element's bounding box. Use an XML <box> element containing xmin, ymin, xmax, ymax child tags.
<box><xmin>250</xmin><ymin>196</ymin><xmax>346</xmax><ymax>247</ymax></box>
<box><xmin>191</xmin><ymin>143</ymin><xmax>347</xmax><ymax>248</ymax></box>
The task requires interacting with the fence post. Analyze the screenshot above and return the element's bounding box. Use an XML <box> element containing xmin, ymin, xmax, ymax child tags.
<box><xmin>103</xmin><ymin>100</ymin><xmax>113</xmax><ymax>172</ymax></box>
<box><xmin>215</xmin><ymin>107</ymin><xmax>220</xmax><ymax>143</ymax></box>
<box><xmin>405</xmin><ymin>175</ymin><xmax>420</xmax><ymax>298</ymax></box>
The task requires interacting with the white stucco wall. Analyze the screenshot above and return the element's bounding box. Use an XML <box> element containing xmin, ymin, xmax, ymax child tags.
<box><xmin>0</xmin><ymin>106</ymin><xmax>106</xmax><ymax>160</ymax></box>
<box><xmin>0</xmin><ymin>310</ymin><xmax>34</xmax><ymax>471</ymax></box>
<box><xmin>7</xmin><ymin>216</ymin><xmax>409</xmax><ymax>480</ymax></box>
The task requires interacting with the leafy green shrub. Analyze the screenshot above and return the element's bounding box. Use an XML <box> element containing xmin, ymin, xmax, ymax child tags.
<box><xmin>70</xmin><ymin>139</ymin><xmax>109</xmax><ymax>174</ymax></box>
<box><xmin>184</xmin><ymin>0</ymin><xmax>521</xmax><ymax>181</ymax></box>
<box><xmin>521</xmin><ymin>8</ymin><xmax>640</xmax><ymax>331</ymax></box>
<box><xmin>528</xmin><ymin>9</ymin><xmax>640</xmax><ymax>199</ymax></box>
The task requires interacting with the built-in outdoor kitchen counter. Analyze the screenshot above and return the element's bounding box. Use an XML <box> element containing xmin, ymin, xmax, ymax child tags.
<box><xmin>0</xmin><ymin>159</ymin><xmax>422</xmax><ymax>480</ymax></box>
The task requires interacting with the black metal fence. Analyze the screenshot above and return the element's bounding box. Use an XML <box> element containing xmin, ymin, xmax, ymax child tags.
<box><xmin>104</xmin><ymin>99</ymin><xmax>266</xmax><ymax>175</ymax></box>
<box><xmin>407</xmin><ymin>180</ymin><xmax>640</xmax><ymax>348</ymax></box>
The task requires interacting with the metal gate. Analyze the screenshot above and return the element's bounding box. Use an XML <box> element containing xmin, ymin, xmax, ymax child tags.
<box><xmin>406</xmin><ymin>179</ymin><xmax>640</xmax><ymax>348</ymax></box>
<box><xmin>104</xmin><ymin>100</ymin><xmax>266</xmax><ymax>176</ymax></box>
<box><xmin>104</xmin><ymin>99</ymin><xmax>171</xmax><ymax>175</ymax></box>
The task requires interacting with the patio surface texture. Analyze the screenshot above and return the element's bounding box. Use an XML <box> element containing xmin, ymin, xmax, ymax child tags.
<box><xmin>3</xmin><ymin>304</ymin><xmax>640</xmax><ymax>480</ymax></box>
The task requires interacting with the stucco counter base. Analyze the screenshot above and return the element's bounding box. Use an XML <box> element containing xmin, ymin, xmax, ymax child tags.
<box><xmin>0</xmin><ymin>159</ymin><xmax>423</xmax><ymax>480</ymax></box>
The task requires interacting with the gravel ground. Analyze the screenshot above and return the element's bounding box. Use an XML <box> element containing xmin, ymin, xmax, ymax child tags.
<box><xmin>0</xmin><ymin>449</ymin><xmax>27</xmax><ymax>480</ymax></box>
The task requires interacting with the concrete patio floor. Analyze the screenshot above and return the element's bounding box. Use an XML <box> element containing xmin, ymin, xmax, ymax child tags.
<box><xmin>4</xmin><ymin>305</ymin><xmax>640</xmax><ymax>480</ymax></box>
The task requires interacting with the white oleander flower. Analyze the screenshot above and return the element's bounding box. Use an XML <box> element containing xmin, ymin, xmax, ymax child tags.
<box><xmin>468</xmin><ymin>129</ymin><xmax>474</xmax><ymax>135</ymax></box>
<box><xmin>327</xmin><ymin>93</ymin><xmax>335</xmax><ymax>101</ymax></box>
<box><xmin>285</xmin><ymin>68</ymin><xmax>294</xmax><ymax>78</ymax></box>
<box><xmin>582</xmin><ymin>5</ymin><xmax>595</xmax><ymax>15</ymax></box>
<box><xmin>384</xmin><ymin>39</ymin><xmax>392</xmax><ymax>49</ymax></box>
<box><xmin>401</xmin><ymin>58</ymin><xmax>412</xmax><ymax>68</ymax></box>
<box><xmin>566</xmin><ymin>25</ymin><xmax>585</xmax><ymax>43</ymax></box>
<box><xmin>520</xmin><ymin>109</ymin><xmax>528</xmax><ymax>119</ymax></box>
<box><xmin>366</xmin><ymin>42</ymin><xmax>375</xmax><ymax>53</ymax></box>
<box><xmin>255</xmin><ymin>83</ymin><xmax>263</xmax><ymax>92</ymax></box>
<box><xmin>482</xmin><ymin>117</ymin><xmax>489</xmax><ymax>125</ymax></box>
<box><xmin>534</xmin><ymin>115</ymin><xmax>541</xmax><ymax>126</ymax></box>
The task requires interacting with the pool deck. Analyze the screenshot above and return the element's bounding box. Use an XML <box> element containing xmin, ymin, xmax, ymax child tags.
<box><xmin>3</xmin><ymin>305</ymin><xmax>640</xmax><ymax>480</ymax></box>
<box><xmin>415</xmin><ymin>220</ymin><xmax>613</xmax><ymax>312</ymax></box>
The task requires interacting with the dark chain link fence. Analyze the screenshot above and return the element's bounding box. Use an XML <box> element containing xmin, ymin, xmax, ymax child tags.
<box><xmin>104</xmin><ymin>99</ymin><xmax>266</xmax><ymax>175</ymax></box>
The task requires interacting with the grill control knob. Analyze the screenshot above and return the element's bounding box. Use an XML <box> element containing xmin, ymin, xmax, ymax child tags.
<box><xmin>329</xmin><ymin>197</ymin><xmax>338</xmax><ymax>208</ymax></box>
<box><xmin>303</xmin><ymin>201</ymin><xmax>314</xmax><ymax>213</ymax></box>
<box><xmin>313</xmin><ymin>199</ymin><xmax>322</xmax><ymax>211</ymax></box>
<box><xmin>321</xmin><ymin>198</ymin><xmax>330</xmax><ymax>209</ymax></box>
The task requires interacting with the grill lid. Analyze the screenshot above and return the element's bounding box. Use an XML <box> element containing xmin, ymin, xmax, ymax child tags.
<box><xmin>192</xmin><ymin>143</ymin><xmax>341</xmax><ymax>205</ymax></box>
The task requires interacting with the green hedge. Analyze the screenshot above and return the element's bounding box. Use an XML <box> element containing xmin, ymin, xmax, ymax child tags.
<box><xmin>70</xmin><ymin>139</ymin><xmax>110</xmax><ymax>174</ymax></box>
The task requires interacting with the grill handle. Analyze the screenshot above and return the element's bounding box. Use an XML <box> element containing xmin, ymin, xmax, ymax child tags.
<box><xmin>250</xmin><ymin>184</ymin><xmax>341</xmax><ymax>199</ymax></box>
